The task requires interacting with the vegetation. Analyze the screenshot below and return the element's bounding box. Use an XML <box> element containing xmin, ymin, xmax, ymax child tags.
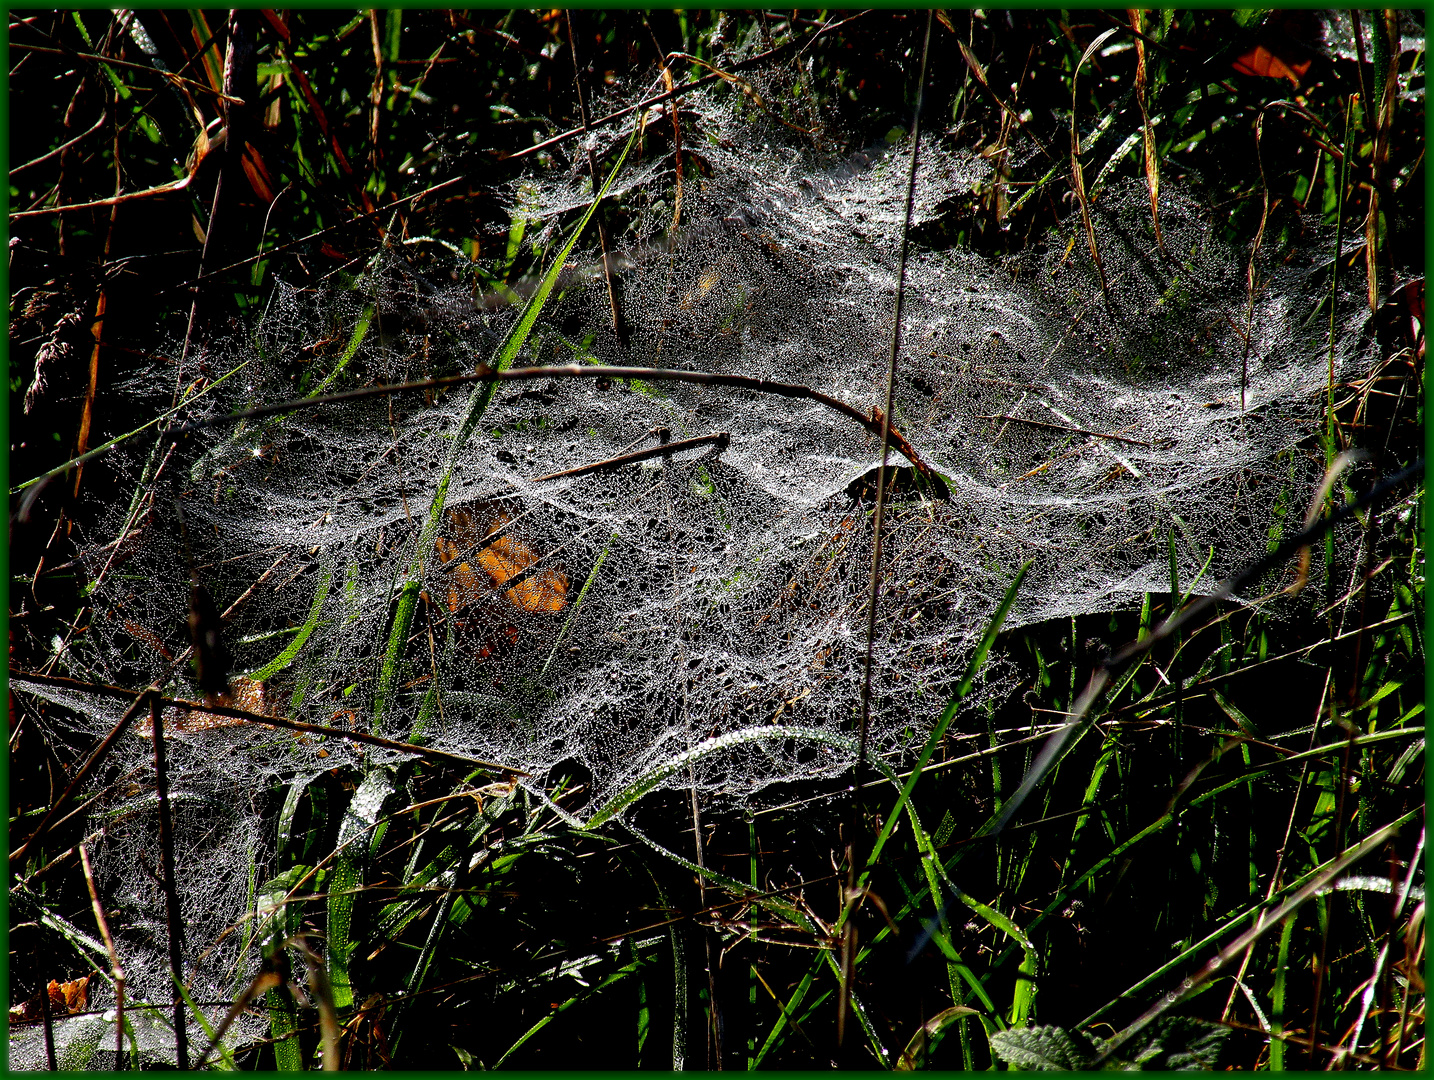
<box><xmin>9</xmin><ymin>9</ymin><xmax>1425</xmax><ymax>1070</ymax></box>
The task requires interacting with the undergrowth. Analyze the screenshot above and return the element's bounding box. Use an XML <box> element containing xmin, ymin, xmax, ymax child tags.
<box><xmin>8</xmin><ymin>9</ymin><xmax>1425</xmax><ymax>1071</ymax></box>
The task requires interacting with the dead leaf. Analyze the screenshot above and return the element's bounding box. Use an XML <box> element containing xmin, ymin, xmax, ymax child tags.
<box><xmin>1232</xmin><ymin>44</ymin><xmax>1313</xmax><ymax>85</ymax></box>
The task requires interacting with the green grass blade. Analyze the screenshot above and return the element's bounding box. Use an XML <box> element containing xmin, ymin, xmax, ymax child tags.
<box><xmin>867</xmin><ymin>563</ymin><xmax>1029</xmax><ymax>869</ymax></box>
<box><xmin>1269</xmin><ymin>913</ymin><xmax>1295</xmax><ymax>1071</ymax></box>
<box><xmin>585</xmin><ymin>725</ymin><xmax>859</xmax><ymax>830</ymax></box>
<box><xmin>173</xmin><ymin>975</ymin><xmax>237</xmax><ymax>1070</ymax></box>
<box><xmin>490</xmin><ymin>954</ymin><xmax>649</xmax><ymax>1068</ymax></box>
<box><xmin>247</xmin><ymin>561</ymin><xmax>333</xmax><ymax>681</ymax></box>
<box><xmin>327</xmin><ymin>766</ymin><xmax>398</xmax><ymax>1009</ymax></box>
<box><xmin>373</xmin><ymin>122</ymin><xmax>640</xmax><ymax>730</ymax></box>
<box><xmin>13</xmin><ymin>355</ymin><xmax>257</xmax><ymax>497</ymax></box>
<box><xmin>541</xmin><ymin>531</ymin><xmax>614</xmax><ymax>679</ymax></box>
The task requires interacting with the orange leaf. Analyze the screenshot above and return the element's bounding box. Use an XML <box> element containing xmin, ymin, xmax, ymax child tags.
<box><xmin>436</xmin><ymin>506</ymin><xmax>568</xmax><ymax>615</ymax></box>
<box><xmin>1231</xmin><ymin>44</ymin><xmax>1312</xmax><ymax>86</ymax></box>
<box><xmin>241</xmin><ymin>143</ymin><xmax>277</xmax><ymax>204</ymax></box>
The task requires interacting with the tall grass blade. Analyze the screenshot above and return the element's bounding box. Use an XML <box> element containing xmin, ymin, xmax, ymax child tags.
<box><xmin>327</xmin><ymin>766</ymin><xmax>398</xmax><ymax>1009</ymax></box>
<box><xmin>1070</xmin><ymin>28</ymin><xmax>1118</xmax><ymax>310</ymax></box>
<box><xmin>373</xmin><ymin>121</ymin><xmax>640</xmax><ymax>729</ymax></box>
<box><xmin>867</xmin><ymin>562</ymin><xmax>1029</xmax><ymax>869</ymax></box>
<box><xmin>1091</xmin><ymin>810</ymin><xmax>1418</xmax><ymax>1066</ymax></box>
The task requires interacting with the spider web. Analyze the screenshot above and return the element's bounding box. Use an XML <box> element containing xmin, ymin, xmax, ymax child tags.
<box><xmin>10</xmin><ymin>68</ymin><xmax>1377</xmax><ymax>1059</ymax></box>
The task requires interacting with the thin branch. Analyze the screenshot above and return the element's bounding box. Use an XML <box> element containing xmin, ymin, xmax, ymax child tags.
<box><xmin>844</xmin><ymin>8</ymin><xmax>932</xmax><ymax>1054</ymax></box>
<box><xmin>150</xmin><ymin>693</ymin><xmax>189</xmax><ymax>1070</ymax></box>
<box><xmin>529</xmin><ymin>431</ymin><xmax>729</xmax><ymax>482</ymax></box>
<box><xmin>79</xmin><ymin>843</ymin><xmax>127</xmax><ymax>1068</ymax></box>
<box><xmin>8</xmin><ymin>670</ymin><xmax>531</xmax><ymax>777</ymax></box>
<box><xmin>16</xmin><ymin>363</ymin><xmax>949</xmax><ymax>511</ymax></box>
<box><xmin>9</xmin><ymin>109</ymin><xmax>108</xmax><ymax>177</ymax></box>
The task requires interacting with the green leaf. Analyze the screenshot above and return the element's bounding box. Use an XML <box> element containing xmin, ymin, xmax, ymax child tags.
<box><xmin>1116</xmin><ymin>1015</ymin><xmax>1231</xmax><ymax>1070</ymax></box>
<box><xmin>989</xmin><ymin>1024</ymin><xmax>1095</xmax><ymax>1070</ymax></box>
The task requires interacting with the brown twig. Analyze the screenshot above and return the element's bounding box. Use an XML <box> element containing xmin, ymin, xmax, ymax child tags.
<box><xmin>8</xmin><ymin>174</ymin><xmax>195</xmax><ymax>220</ymax></box>
<box><xmin>149</xmin><ymin>693</ymin><xmax>189</xmax><ymax>1070</ymax></box>
<box><xmin>9</xmin><ymin>109</ymin><xmax>108</xmax><ymax>178</ymax></box>
<box><xmin>529</xmin><ymin>431</ymin><xmax>729</xmax><ymax>482</ymax></box>
<box><xmin>1365</xmin><ymin>11</ymin><xmax>1400</xmax><ymax>313</ymax></box>
<box><xmin>23</xmin><ymin>363</ymin><xmax>950</xmax><ymax>506</ymax></box>
<box><xmin>176</xmin><ymin>364</ymin><xmax>948</xmax><ymax>492</ymax></box>
<box><xmin>79</xmin><ymin>843</ymin><xmax>127</xmax><ymax>1068</ymax></box>
<box><xmin>71</xmin><ymin>112</ymin><xmax>121</xmax><ymax>497</ymax></box>
<box><xmin>8</xmin><ymin>670</ymin><xmax>530</xmax><ymax>777</ymax></box>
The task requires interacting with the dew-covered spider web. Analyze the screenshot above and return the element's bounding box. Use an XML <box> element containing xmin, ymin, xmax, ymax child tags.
<box><xmin>10</xmin><ymin>69</ymin><xmax>1380</xmax><ymax>1059</ymax></box>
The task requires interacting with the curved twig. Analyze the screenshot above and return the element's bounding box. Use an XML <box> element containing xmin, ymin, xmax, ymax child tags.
<box><xmin>15</xmin><ymin>363</ymin><xmax>951</xmax><ymax>518</ymax></box>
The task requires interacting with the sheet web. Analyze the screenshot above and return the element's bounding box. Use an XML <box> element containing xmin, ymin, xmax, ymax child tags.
<box><xmin>15</xmin><ymin>75</ymin><xmax>1370</xmax><ymax>1053</ymax></box>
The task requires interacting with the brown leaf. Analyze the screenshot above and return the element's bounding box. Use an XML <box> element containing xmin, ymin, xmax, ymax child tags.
<box><xmin>1231</xmin><ymin>44</ymin><xmax>1313</xmax><ymax>86</ymax></box>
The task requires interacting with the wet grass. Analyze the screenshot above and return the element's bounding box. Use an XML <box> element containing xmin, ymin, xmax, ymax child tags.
<box><xmin>8</xmin><ymin>9</ymin><xmax>1425</xmax><ymax>1070</ymax></box>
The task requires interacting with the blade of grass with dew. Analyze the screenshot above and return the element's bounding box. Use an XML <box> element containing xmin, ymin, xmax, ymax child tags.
<box><xmin>264</xmin><ymin>982</ymin><xmax>303</xmax><ymax>1071</ymax></box>
<box><xmin>307</xmin><ymin>299</ymin><xmax>376</xmax><ymax>398</ymax></box>
<box><xmin>372</xmin><ymin>121</ymin><xmax>640</xmax><ymax>731</ymax></box>
<box><xmin>245</xmin><ymin>560</ymin><xmax>333</xmax><ymax>682</ymax></box>
<box><xmin>899</xmin><ymin>807</ymin><xmax>1007</xmax><ymax>1029</ymax></box>
<box><xmin>897</xmin><ymin>1004</ymin><xmax>981</xmax><ymax>1071</ymax></box>
<box><xmin>754</xmin><ymin>952</ymin><xmax>824</xmax><ymax>1067</ymax></box>
<box><xmin>327</xmin><ymin>766</ymin><xmax>399</xmax><ymax>1009</ymax></box>
<box><xmin>869</xmin><ymin>603</ymin><xmax>1043</xmax><ymax>1034</ymax></box>
<box><xmin>1061</xmin><ymin>727</ymin><xmax>1123</xmax><ymax>876</ymax></box>
<box><xmin>584</xmin><ymin>725</ymin><xmax>858</xmax><ymax>830</ymax></box>
<box><xmin>1168</xmin><ymin>527</ymin><xmax>1184</xmax><ymax>756</ymax></box>
<box><xmin>540</xmin><ymin>531</ymin><xmax>614</xmax><ymax>679</ymax></box>
<box><xmin>631</xmin><ymin>845</ymin><xmax>687</xmax><ymax>1068</ymax></box>
<box><xmin>490</xmin><ymin>953</ymin><xmax>653</xmax><ymax>1068</ymax></box>
<box><xmin>927</xmin><ymin>858</ymin><xmax>1038</xmax><ymax>1027</ymax></box>
<box><xmin>173</xmin><ymin>975</ymin><xmax>237</xmax><ymax>1070</ymax></box>
<box><xmin>1269</xmin><ymin>913</ymin><xmax>1296</xmax><ymax>1070</ymax></box>
<box><xmin>299</xmin><ymin>939</ymin><xmax>343</xmax><ymax>1071</ymax></box>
